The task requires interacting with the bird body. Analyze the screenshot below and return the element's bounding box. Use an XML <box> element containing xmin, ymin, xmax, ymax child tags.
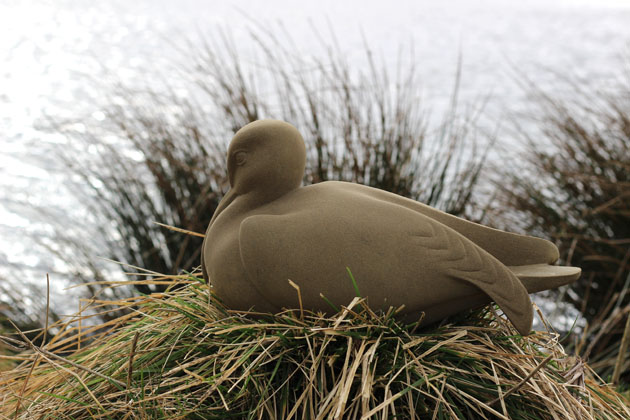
<box><xmin>202</xmin><ymin>120</ymin><xmax>581</xmax><ymax>335</ymax></box>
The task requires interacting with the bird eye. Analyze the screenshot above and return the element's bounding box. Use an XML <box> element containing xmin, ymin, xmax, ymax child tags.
<box><xmin>234</xmin><ymin>151</ymin><xmax>247</xmax><ymax>166</ymax></box>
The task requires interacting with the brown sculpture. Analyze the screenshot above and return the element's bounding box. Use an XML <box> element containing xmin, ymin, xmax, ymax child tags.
<box><xmin>201</xmin><ymin>119</ymin><xmax>581</xmax><ymax>335</ymax></box>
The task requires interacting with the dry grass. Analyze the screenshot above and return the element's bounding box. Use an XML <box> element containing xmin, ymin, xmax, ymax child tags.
<box><xmin>0</xmin><ymin>326</ymin><xmax>17</xmax><ymax>372</ymax></box>
<box><xmin>1</xmin><ymin>268</ymin><xmax>628</xmax><ymax>419</ymax></box>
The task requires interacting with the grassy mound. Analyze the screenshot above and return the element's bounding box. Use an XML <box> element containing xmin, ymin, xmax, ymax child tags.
<box><xmin>0</xmin><ymin>274</ymin><xmax>628</xmax><ymax>419</ymax></box>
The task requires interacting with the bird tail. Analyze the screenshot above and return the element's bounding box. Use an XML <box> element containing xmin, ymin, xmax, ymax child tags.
<box><xmin>508</xmin><ymin>264</ymin><xmax>581</xmax><ymax>293</ymax></box>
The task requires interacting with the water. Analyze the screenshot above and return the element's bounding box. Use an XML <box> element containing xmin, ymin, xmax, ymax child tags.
<box><xmin>1</xmin><ymin>0</ymin><xmax>629</xmax><ymax>327</ymax></box>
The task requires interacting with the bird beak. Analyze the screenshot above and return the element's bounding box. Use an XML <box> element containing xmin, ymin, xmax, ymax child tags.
<box><xmin>208</xmin><ymin>189</ymin><xmax>236</xmax><ymax>228</ymax></box>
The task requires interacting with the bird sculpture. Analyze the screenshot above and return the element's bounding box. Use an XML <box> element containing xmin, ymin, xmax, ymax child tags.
<box><xmin>201</xmin><ymin>119</ymin><xmax>581</xmax><ymax>335</ymax></box>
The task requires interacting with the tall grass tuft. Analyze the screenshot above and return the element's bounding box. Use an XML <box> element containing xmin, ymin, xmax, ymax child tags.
<box><xmin>1</xmin><ymin>267</ymin><xmax>628</xmax><ymax>419</ymax></box>
<box><xmin>51</xmin><ymin>29</ymin><xmax>487</xmax><ymax>297</ymax></box>
<box><xmin>498</xmin><ymin>74</ymin><xmax>630</xmax><ymax>382</ymax></box>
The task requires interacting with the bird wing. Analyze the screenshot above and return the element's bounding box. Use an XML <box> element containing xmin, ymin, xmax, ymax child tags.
<box><xmin>329</xmin><ymin>181</ymin><xmax>560</xmax><ymax>266</ymax></box>
<box><xmin>238</xmin><ymin>192</ymin><xmax>533</xmax><ymax>335</ymax></box>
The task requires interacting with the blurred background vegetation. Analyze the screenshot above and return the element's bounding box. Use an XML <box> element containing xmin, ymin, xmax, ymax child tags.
<box><xmin>495</xmin><ymin>75</ymin><xmax>630</xmax><ymax>383</ymax></box>
<box><xmin>1</xmin><ymin>27</ymin><xmax>629</xmax><ymax>387</ymax></box>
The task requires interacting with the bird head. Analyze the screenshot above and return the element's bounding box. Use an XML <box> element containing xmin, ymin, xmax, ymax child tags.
<box><xmin>209</xmin><ymin>120</ymin><xmax>306</xmax><ymax>227</ymax></box>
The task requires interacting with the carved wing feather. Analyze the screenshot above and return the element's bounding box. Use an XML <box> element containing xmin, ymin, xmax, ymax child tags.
<box><xmin>409</xmin><ymin>217</ymin><xmax>533</xmax><ymax>332</ymax></box>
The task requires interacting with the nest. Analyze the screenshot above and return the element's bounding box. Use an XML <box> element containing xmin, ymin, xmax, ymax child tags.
<box><xmin>0</xmin><ymin>273</ymin><xmax>628</xmax><ymax>419</ymax></box>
